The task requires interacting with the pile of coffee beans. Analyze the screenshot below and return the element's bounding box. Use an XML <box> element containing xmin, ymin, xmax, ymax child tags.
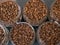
<box><xmin>0</xmin><ymin>1</ymin><xmax>21</xmax><ymax>24</ymax></box>
<box><xmin>37</xmin><ymin>22</ymin><xmax>60</xmax><ymax>45</ymax></box>
<box><xmin>23</xmin><ymin>0</ymin><xmax>47</xmax><ymax>26</ymax></box>
<box><xmin>10</xmin><ymin>22</ymin><xmax>35</xmax><ymax>45</ymax></box>
<box><xmin>50</xmin><ymin>0</ymin><xmax>60</xmax><ymax>23</ymax></box>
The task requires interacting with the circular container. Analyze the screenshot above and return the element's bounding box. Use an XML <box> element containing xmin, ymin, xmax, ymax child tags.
<box><xmin>23</xmin><ymin>0</ymin><xmax>48</xmax><ymax>26</ymax></box>
<box><xmin>50</xmin><ymin>0</ymin><xmax>60</xmax><ymax>24</ymax></box>
<box><xmin>37</xmin><ymin>21</ymin><xmax>60</xmax><ymax>45</ymax></box>
<box><xmin>0</xmin><ymin>0</ymin><xmax>21</xmax><ymax>26</ymax></box>
<box><xmin>0</xmin><ymin>23</ymin><xmax>9</xmax><ymax>45</ymax></box>
<box><xmin>10</xmin><ymin>22</ymin><xmax>35</xmax><ymax>45</ymax></box>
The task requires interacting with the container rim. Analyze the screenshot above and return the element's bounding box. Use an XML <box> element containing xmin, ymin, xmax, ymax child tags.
<box><xmin>23</xmin><ymin>0</ymin><xmax>48</xmax><ymax>26</ymax></box>
<box><xmin>10</xmin><ymin>22</ymin><xmax>35</xmax><ymax>45</ymax></box>
<box><xmin>0</xmin><ymin>1</ymin><xmax>22</xmax><ymax>26</ymax></box>
<box><xmin>0</xmin><ymin>23</ymin><xmax>9</xmax><ymax>45</ymax></box>
<box><xmin>37</xmin><ymin>21</ymin><xmax>60</xmax><ymax>45</ymax></box>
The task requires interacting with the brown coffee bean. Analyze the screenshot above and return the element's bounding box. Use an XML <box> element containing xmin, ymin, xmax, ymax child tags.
<box><xmin>10</xmin><ymin>22</ymin><xmax>35</xmax><ymax>45</ymax></box>
<box><xmin>23</xmin><ymin>0</ymin><xmax>48</xmax><ymax>26</ymax></box>
<box><xmin>38</xmin><ymin>22</ymin><xmax>60</xmax><ymax>45</ymax></box>
<box><xmin>50</xmin><ymin>0</ymin><xmax>60</xmax><ymax>23</ymax></box>
<box><xmin>0</xmin><ymin>1</ymin><xmax>21</xmax><ymax>24</ymax></box>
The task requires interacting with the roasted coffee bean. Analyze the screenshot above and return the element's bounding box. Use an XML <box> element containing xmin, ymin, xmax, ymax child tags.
<box><xmin>50</xmin><ymin>0</ymin><xmax>60</xmax><ymax>23</ymax></box>
<box><xmin>38</xmin><ymin>22</ymin><xmax>60</xmax><ymax>45</ymax></box>
<box><xmin>23</xmin><ymin>0</ymin><xmax>48</xmax><ymax>26</ymax></box>
<box><xmin>0</xmin><ymin>1</ymin><xmax>21</xmax><ymax>24</ymax></box>
<box><xmin>10</xmin><ymin>22</ymin><xmax>35</xmax><ymax>45</ymax></box>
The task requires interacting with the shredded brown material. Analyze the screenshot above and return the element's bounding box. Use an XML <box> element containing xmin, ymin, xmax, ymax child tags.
<box><xmin>23</xmin><ymin>0</ymin><xmax>47</xmax><ymax>26</ymax></box>
<box><xmin>10</xmin><ymin>23</ymin><xmax>35</xmax><ymax>45</ymax></box>
<box><xmin>0</xmin><ymin>27</ymin><xmax>5</xmax><ymax>44</ymax></box>
<box><xmin>50</xmin><ymin>0</ymin><xmax>60</xmax><ymax>23</ymax></box>
<box><xmin>0</xmin><ymin>1</ymin><xmax>20</xmax><ymax>24</ymax></box>
<box><xmin>38</xmin><ymin>22</ymin><xmax>60</xmax><ymax>45</ymax></box>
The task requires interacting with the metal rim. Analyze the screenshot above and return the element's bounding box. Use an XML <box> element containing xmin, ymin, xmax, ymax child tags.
<box><xmin>0</xmin><ymin>23</ymin><xmax>9</xmax><ymax>45</ymax></box>
<box><xmin>10</xmin><ymin>22</ymin><xmax>35</xmax><ymax>45</ymax></box>
<box><xmin>0</xmin><ymin>1</ymin><xmax>22</xmax><ymax>26</ymax></box>
<box><xmin>37</xmin><ymin>21</ymin><xmax>60</xmax><ymax>45</ymax></box>
<box><xmin>23</xmin><ymin>0</ymin><xmax>48</xmax><ymax>26</ymax></box>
